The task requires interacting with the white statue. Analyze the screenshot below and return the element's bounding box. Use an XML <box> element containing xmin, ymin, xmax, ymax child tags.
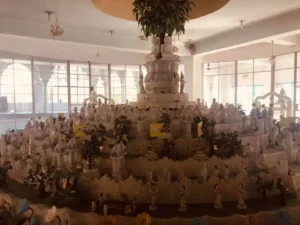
<box><xmin>171</xmin><ymin>72</ymin><xmax>179</xmax><ymax>94</ymax></box>
<box><xmin>180</xmin><ymin>72</ymin><xmax>185</xmax><ymax>94</ymax></box>
<box><xmin>149</xmin><ymin>185</ymin><xmax>158</xmax><ymax>211</ymax></box>
<box><xmin>178</xmin><ymin>184</ymin><xmax>188</xmax><ymax>212</ymax></box>
<box><xmin>286</xmin><ymin>131</ymin><xmax>296</xmax><ymax>163</ymax></box>
<box><xmin>223</xmin><ymin>165</ymin><xmax>230</xmax><ymax>181</ymax></box>
<box><xmin>295</xmin><ymin>144</ymin><xmax>300</xmax><ymax>163</ymax></box>
<box><xmin>212</xmin><ymin>165</ymin><xmax>219</xmax><ymax>179</ymax></box>
<box><xmin>269</xmin><ymin>127</ymin><xmax>277</xmax><ymax>146</ymax></box>
<box><xmin>258</xmin><ymin>149</ymin><xmax>268</xmax><ymax>171</ymax></box>
<box><xmin>139</xmin><ymin>73</ymin><xmax>146</xmax><ymax>94</ymax></box>
<box><xmin>163</xmin><ymin>36</ymin><xmax>173</xmax><ymax>54</ymax></box>
<box><xmin>237</xmin><ymin>183</ymin><xmax>248</xmax><ymax>209</ymax></box>
<box><xmin>214</xmin><ymin>184</ymin><xmax>223</xmax><ymax>209</ymax></box>
<box><xmin>199</xmin><ymin>162</ymin><xmax>208</xmax><ymax>183</ymax></box>
<box><xmin>151</xmin><ymin>37</ymin><xmax>159</xmax><ymax>54</ymax></box>
<box><xmin>244</xmin><ymin>142</ymin><xmax>254</xmax><ymax>157</ymax></box>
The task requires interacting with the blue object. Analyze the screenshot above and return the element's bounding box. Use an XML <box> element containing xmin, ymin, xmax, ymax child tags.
<box><xmin>17</xmin><ymin>199</ymin><xmax>29</xmax><ymax>214</ymax></box>
<box><xmin>277</xmin><ymin>210</ymin><xmax>293</xmax><ymax>225</ymax></box>
<box><xmin>190</xmin><ymin>217</ymin><xmax>206</xmax><ymax>225</ymax></box>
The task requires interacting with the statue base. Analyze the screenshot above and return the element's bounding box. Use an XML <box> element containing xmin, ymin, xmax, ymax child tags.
<box><xmin>179</xmin><ymin>206</ymin><xmax>187</xmax><ymax>212</ymax></box>
<box><xmin>149</xmin><ymin>204</ymin><xmax>157</xmax><ymax>211</ymax></box>
<box><xmin>136</xmin><ymin>93</ymin><xmax>188</xmax><ymax>107</ymax></box>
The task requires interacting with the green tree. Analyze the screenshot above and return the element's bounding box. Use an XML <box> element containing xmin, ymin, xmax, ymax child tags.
<box><xmin>133</xmin><ymin>0</ymin><xmax>195</xmax><ymax>59</ymax></box>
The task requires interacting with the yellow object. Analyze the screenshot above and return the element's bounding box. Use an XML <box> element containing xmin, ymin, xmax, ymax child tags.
<box><xmin>136</xmin><ymin>213</ymin><xmax>151</xmax><ymax>225</ymax></box>
<box><xmin>150</xmin><ymin>123</ymin><xmax>164</xmax><ymax>138</ymax></box>
<box><xmin>74</xmin><ymin>124</ymin><xmax>86</xmax><ymax>137</ymax></box>
<box><xmin>122</xmin><ymin>134</ymin><xmax>128</xmax><ymax>143</ymax></box>
<box><xmin>58</xmin><ymin>113</ymin><xmax>64</xmax><ymax>118</ymax></box>
<box><xmin>197</xmin><ymin>122</ymin><xmax>203</xmax><ymax>137</ymax></box>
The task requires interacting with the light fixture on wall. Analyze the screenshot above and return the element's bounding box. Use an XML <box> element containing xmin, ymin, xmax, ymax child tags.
<box><xmin>240</xmin><ymin>20</ymin><xmax>244</xmax><ymax>30</ymax></box>
<box><xmin>269</xmin><ymin>40</ymin><xmax>275</xmax><ymax>65</ymax></box>
<box><xmin>207</xmin><ymin>63</ymin><xmax>211</xmax><ymax>70</ymax></box>
<box><xmin>95</xmin><ymin>50</ymin><xmax>100</xmax><ymax>61</ymax></box>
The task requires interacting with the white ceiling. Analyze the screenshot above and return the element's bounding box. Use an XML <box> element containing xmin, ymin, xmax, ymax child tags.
<box><xmin>1</xmin><ymin>0</ymin><xmax>300</xmax><ymax>61</ymax></box>
<box><xmin>1</xmin><ymin>0</ymin><xmax>300</xmax><ymax>42</ymax></box>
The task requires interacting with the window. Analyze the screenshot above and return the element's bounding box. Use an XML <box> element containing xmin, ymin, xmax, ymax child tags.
<box><xmin>91</xmin><ymin>64</ymin><xmax>108</xmax><ymax>99</ymax></box>
<box><xmin>70</xmin><ymin>63</ymin><xmax>89</xmax><ymax>106</ymax></box>
<box><xmin>111</xmin><ymin>65</ymin><xmax>125</xmax><ymax>103</ymax></box>
<box><xmin>126</xmin><ymin>65</ymin><xmax>139</xmax><ymax>102</ymax></box>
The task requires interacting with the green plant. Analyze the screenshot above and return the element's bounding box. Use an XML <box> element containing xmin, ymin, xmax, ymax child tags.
<box><xmin>81</xmin><ymin>124</ymin><xmax>106</xmax><ymax>169</ymax></box>
<box><xmin>24</xmin><ymin>164</ymin><xmax>55</xmax><ymax>197</ymax></box>
<box><xmin>133</xmin><ymin>0</ymin><xmax>195</xmax><ymax>59</ymax></box>
<box><xmin>0</xmin><ymin>161</ymin><xmax>12</xmax><ymax>186</ymax></box>
<box><xmin>114</xmin><ymin>116</ymin><xmax>132</xmax><ymax>144</ymax></box>
<box><xmin>159</xmin><ymin>112</ymin><xmax>171</xmax><ymax>132</ymax></box>
<box><xmin>214</xmin><ymin>131</ymin><xmax>244</xmax><ymax>158</ymax></box>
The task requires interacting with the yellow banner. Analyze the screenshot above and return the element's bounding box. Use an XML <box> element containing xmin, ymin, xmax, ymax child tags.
<box><xmin>197</xmin><ymin>122</ymin><xmax>203</xmax><ymax>137</ymax></box>
<box><xmin>73</xmin><ymin>124</ymin><xmax>86</xmax><ymax>137</ymax></box>
<box><xmin>150</xmin><ymin>123</ymin><xmax>164</xmax><ymax>138</ymax></box>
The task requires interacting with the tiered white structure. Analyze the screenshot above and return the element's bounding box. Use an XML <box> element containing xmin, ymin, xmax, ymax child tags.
<box><xmin>137</xmin><ymin>36</ymin><xmax>188</xmax><ymax>107</ymax></box>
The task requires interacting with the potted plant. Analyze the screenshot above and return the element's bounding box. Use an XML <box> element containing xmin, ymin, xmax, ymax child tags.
<box><xmin>81</xmin><ymin>124</ymin><xmax>107</xmax><ymax>169</ymax></box>
<box><xmin>114</xmin><ymin>116</ymin><xmax>132</xmax><ymax>144</ymax></box>
<box><xmin>24</xmin><ymin>164</ymin><xmax>56</xmax><ymax>198</ymax></box>
<box><xmin>159</xmin><ymin>112</ymin><xmax>171</xmax><ymax>133</ymax></box>
<box><xmin>0</xmin><ymin>161</ymin><xmax>12</xmax><ymax>186</ymax></box>
<box><xmin>133</xmin><ymin>0</ymin><xmax>195</xmax><ymax>59</ymax></box>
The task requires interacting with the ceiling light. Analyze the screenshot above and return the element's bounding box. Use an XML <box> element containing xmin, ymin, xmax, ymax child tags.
<box><xmin>50</xmin><ymin>17</ymin><xmax>64</xmax><ymax>38</ymax></box>
<box><xmin>240</xmin><ymin>20</ymin><xmax>244</xmax><ymax>30</ymax></box>
<box><xmin>95</xmin><ymin>51</ymin><xmax>100</xmax><ymax>61</ymax></box>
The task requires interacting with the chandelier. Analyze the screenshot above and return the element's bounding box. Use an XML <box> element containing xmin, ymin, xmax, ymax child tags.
<box><xmin>51</xmin><ymin>17</ymin><xmax>64</xmax><ymax>37</ymax></box>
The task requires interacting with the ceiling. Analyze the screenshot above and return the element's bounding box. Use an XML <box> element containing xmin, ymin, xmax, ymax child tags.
<box><xmin>1</xmin><ymin>0</ymin><xmax>300</xmax><ymax>61</ymax></box>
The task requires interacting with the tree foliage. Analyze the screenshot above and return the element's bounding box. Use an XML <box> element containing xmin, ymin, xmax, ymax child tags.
<box><xmin>81</xmin><ymin>123</ymin><xmax>107</xmax><ymax>169</ymax></box>
<box><xmin>159</xmin><ymin>112</ymin><xmax>171</xmax><ymax>132</ymax></box>
<box><xmin>133</xmin><ymin>0</ymin><xmax>195</xmax><ymax>58</ymax></box>
<box><xmin>214</xmin><ymin>131</ymin><xmax>244</xmax><ymax>158</ymax></box>
<box><xmin>24</xmin><ymin>163</ymin><xmax>55</xmax><ymax>197</ymax></box>
<box><xmin>114</xmin><ymin>116</ymin><xmax>132</xmax><ymax>144</ymax></box>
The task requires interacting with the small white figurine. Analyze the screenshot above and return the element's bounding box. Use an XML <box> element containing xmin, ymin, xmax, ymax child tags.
<box><xmin>268</xmin><ymin>127</ymin><xmax>277</xmax><ymax>146</ymax></box>
<box><xmin>212</xmin><ymin>165</ymin><xmax>219</xmax><ymax>179</ymax></box>
<box><xmin>199</xmin><ymin>162</ymin><xmax>208</xmax><ymax>183</ymax></box>
<box><xmin>91</xmin><ymin>200</ymin><xmax>97</xmax><ymax>212</ymax></box>
<box><xmin>124</xmin><ymin>205</ymin><xmax>132</xmax><ymax>215</ymax></box>
<box><xmin>149</xmin><ymin>185</ymin><xmax>157</xmax><ymax>211</ymax></box>
<box><xmin>214</xmin><ymin>184</ymin><xmax>223</xmax><ymax>209</ymax></box>
<box><xmin>223</xmin><ymin>165</ymin><xmax>230</xmax><ymax>181</ymax></box>
<box><xmin>132</xmin><ymin>197</ymin><xmax>137</xmax><ymax>211</ymax></box>
<box><xmin>258</xmin><ymin>149</ymin><xmax>268</xmax><ymax>171</ymax></box>
<box><xmin>178</xmin><ymin>184</ymin><xmax>188</xmax><ymax>212</ymax></box>
<box><xmin>139</xmin><ymin>73</ymin><xmax>146</xmax><ymax>94</ymax></box>
<box><xmin>237</xmin><ymin>183</ymin><xmax>248</xmax><ymax>209</ymax></box>
<box><xmin>180</xmin><ymin>72</ymin><xmax>185</xmax><ymax>94</ymax></box>
<box><xmin>244</xmin><ymin>142</ymin><xmax>254</xmax><ymax>157</ymax></box>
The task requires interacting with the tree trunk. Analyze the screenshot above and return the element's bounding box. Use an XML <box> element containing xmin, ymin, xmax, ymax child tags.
<box><xmin>157</xmin><ymin>33</ymin><xmax>165</xmax><ymax>60</ymax></box>
<box><xmin>38</xmin><ymin>180</ymin><xmax>46</xmax><ymax>197</ymax></box>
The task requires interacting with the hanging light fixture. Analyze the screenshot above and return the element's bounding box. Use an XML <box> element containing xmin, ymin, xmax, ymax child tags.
<box><xmin>269</xmin><ymin>40</ymin><xmax>275</xmax><ymax>65</ymax></box>
<box><xmin>240</xmin><ymin>20</ymin><xmax>244</xmax><ymax>30</ymax></box>
<box><xmin>95</xmin><ymin>50</ymin><xmax>101</xmax><ymax>61</ymax></box>
<box><xmin>50</xmin><ymin>16</ymin><xmax>64</xmax><ymax>38</ymax></box>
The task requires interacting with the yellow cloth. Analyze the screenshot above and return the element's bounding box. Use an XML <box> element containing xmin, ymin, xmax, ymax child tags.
<box><xmin>150</xmin><ymin>123</ymin><xmax>164</xmax><ymax>138</ymax></box>
<box><xmin>197</xmin><ymin>122</ymin><xmax>203</xmax><ymax>137</ymax></box>
<box><xmin>58</xmin><ymin>113</ymin><xmax>64</xmax><ymax>118</ymax></box>
<box><xmin>73</xmin><ymin>124</ymin><xmax>86</xmax><ymax>137</ymax></box>
<box><xmin>136</xmin><ymin>213</ymin><xmax>151</xmax><ymax>225</ymax></box>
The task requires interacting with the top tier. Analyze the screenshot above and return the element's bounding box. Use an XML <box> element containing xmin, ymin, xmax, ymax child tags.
<box><xmin>144</xmin><ymin>36</ymin><xmax>180</xmax><ymax>94</ymax></box>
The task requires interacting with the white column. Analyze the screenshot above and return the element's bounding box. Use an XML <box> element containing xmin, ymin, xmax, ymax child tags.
<box><xmin>294</xmin><ymin>53</ymin><xmax>297</xmax><ymax>117</ymax></box>
<box><xmin>31</xmin><ymin>57</ymin><xmax>36</xmax><ymax>119</ymax></box>
<box><xmin>88</xmin><ymin>61</ymin><xmax>92</xmax><ymax>99</ymax></box>
<box><xmin>67</xmin><ymin>61</ymin><xmax>71</xmax><ymax>114</ymax></box>
<box><xmin>183</xmin><ymin>55</ymin><xmax>203</xmax><ymax>101</ymax></box>
<box><xmin>108</xmin><ymin>64</ymin><xmax>112</xmax><ymax>101</ymax></box>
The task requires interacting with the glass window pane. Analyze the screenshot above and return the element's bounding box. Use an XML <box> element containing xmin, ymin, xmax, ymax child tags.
<box><xmin>275</xmin><ymin>54</ymin><xmax>295</xmax><ymax>70</ymax></box>
<box><xmin>237</xmin><ymin>73</ymin><xmax>253</xmax><ymax>114</ymax></box>
<box><xmin>219</xmin><ymin>62</ymin><xmax>235</xmax><ymax>75</ymax></box>
<box><xmin>218</xmin><ymin>75</ymin><xmax>235</xmax><ymax>104</ymax></box>
<box><xmin>238</xmin><ymin>60</ymin><xmax>253</xmax><ymax>74</ymax></box>
<box><xmin>254</xmin><ymin>58</ymin><xmax>271</xmax><ymax>72</ymax></box>
<box><xmin>203</xmin><ymin>75</ymin><xmax>218</xmax><ymax>106</ymax></box>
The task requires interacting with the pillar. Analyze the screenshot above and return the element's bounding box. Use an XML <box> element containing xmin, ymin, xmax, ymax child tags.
<box><xmin>116</xmin><ymin>70</ymin><xmax>126</xmax><ymax>103</ymax></box>
<box><xmin>42</xmin><ymin>79</ymin><xmax>49</xmax><ymax>114</ymax></box>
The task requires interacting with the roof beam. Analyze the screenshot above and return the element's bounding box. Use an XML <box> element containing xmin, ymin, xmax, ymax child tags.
<box><xmin>194</xmin><ymin>8</ymin><xmax>300</xmax><ymax>55</ymax></box>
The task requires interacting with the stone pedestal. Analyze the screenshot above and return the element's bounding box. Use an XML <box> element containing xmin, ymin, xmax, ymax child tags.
<box><xmin>111</xmin><ymin>156</ymin><xmax>128</xmax><ymax>180</ymax></box>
